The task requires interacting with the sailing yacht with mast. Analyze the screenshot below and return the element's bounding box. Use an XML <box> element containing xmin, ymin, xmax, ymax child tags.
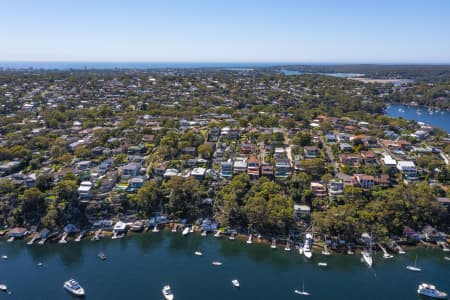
<box><xmin>294</xmin><ymin>281</ymin><xmax>310</xmax><ymax>296</ymax></box>
<box><xmin>406</xmin><ymin>256</ymin><xmax>421</xmax><ymax>272</ymax></box>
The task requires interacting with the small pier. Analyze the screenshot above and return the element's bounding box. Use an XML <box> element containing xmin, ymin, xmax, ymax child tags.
<box><xmin>58</xmin><ymin>232</ymin><xmax>68</xmax><ymax>244</ymax></box>
<box><xmin>91</xmin><ymin>229</ymin><xmax>103</xmax><ymax>241</ymax></box>
<box><xmin>74</xmin><ymin>232</ymin><xmax>84</xmax><ymax>242</ymax></box>
<box><xmin>27</xmin><ymin>234</ymin><xmax>39</xmax><ymax>245</ymax></box>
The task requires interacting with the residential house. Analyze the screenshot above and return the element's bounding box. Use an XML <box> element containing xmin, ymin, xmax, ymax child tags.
<box><xmin>247</xmin><ymin>155</ymin><xmax>260</xmax><ymax>179</ymax></box>
<box><xmin>78</xmin><ymin>181</ymin><xmax>93</xmax><ymax>200</ymax></box>
<box><xmin>240</xmin><ymin>143</ymin><xmax>254</xmax><ymax>154</ymax></box>
<box><xmin>220</xmin><ymin>160</ymin><xmax>233</xmax><ymax>178</ymax></box>
<box><xmin>304</xmin><ymin>146</ymin><xmax>320</xmax><ymax>158</ymax></box>
<box><xmin>361</xmin><ymin>151</ymin><xmax>376</xmax><ymax>164</ymax></box>
<box><xmin>311</xmin><ymin>182</ymin><xmax>327</xmax><ymax>197</ymax></box>
<box><xmin>191</xmin><ymin>167</ymin><xmax>206</xmax><ymax>180</ymax></box>
<box><xmin>328</xmin><ymin>179</ymin><xmax>344</xmax><ymax>198</ymax></box>
<box><xmin>339</xmin><ymin>154</ymin><xmax>361</xmax><ymax>166</ymax></box>
<box><xmin>354</xmin><ymin>174</ymin><xmax>375</xmax><ymax>190</ymax></box>
<box><xmin>181</xmin><ymin>146</ymin><xmax>197</xmax><ymax>157</ymax></box>
<box><xmin>339</xmin><ymin>143</ymin><xmax>353</xmax><ymax>152</ymax></box>
<box><xmin>397</xmin><ymin>161</ymin><xmax>418</xmax><ymax>180</ymax></box>
<box><xmin>381</xmin><ymin>155</ymin><xmax>397</xmax><ymax>170</ymax></box>
<box><xmin>260</xmin><ymin>164</ymin><xmax>274</xmax><ymax>178</ymax></box>
<box><xmin>127</xmin><ymin>177</ymin><xmax>145</xmax><ymax>192</ymax></box>
<box><xmin>325</xmin><ymin>133</ymin><xmax>337</xmax><ymax>143</ymax></box>
<box><xmin>233</xmin><ymin>157</ymin><xmax>247</xmax><ymax>174</ymax></box>
<box><xmin>275</xmin><ymin>158</ymin><xmax>291</xmax><ymax>178</ymax></box>
<box><xmin>294</xmin><ymin>204</ymin><xmax>311</xmax><ymax>219</ymax></box>
<box><xmin>122</xmin><ymin>162</ymin><xmax>141</xmax><ymax>179</ymax></box>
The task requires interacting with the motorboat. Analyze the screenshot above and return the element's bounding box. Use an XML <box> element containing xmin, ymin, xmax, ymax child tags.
<box><xmin>63</xmin><ymin>279</ymin><xmax>85</xmax><ymax>297</ymax></box>
<box><xmin>232</xmin><ymin>279</ymin><xmax>240</xmax><ymax>288</ymax></box>
<box><xmin>201</xmin><ymin>230</ymin><xmax>207</xmax><ymax>236</ymax></box>
<box><xmin>417</xmin><ymin>283</ymin><xmax>447</xmax><ymax>299</ymax></box>
<box><xmin>398</xmin><ymin>249</ymin><xmax>406</xmax><ymax>255</ymax></box>
<box><xmin>229</xmin><ymin>233</ymin><xmax>236</xmax><ymax>240</ymax></box>
<box><xmin>194</xmin><ymin>251</ymin><xmax>203</xmax><ymax>256</ymax></box>
<box><xmin>317</xmin><ymin>262</ymin><xmax>327</xmax><ymax>267</ymax></box>
<box><xmin>303</xmin><ymin>234</ymin><xmax>313</xmax><ymax>259</ymax></box>
<box><xmin>445</xmin><ymin>256</ymin><xmax>450</xmax><ymax>261</ymax></box>
<box><xmin>294</xmin><ymin>281</ymin><xmax>310</xmax><ymax>296</ymax></box>
<box><xmin>182</xmin><ymin>227</ymin><xmax>190</xmax><ymax>236</ymax></box>
<box><xmin>0</xmin><ymin>284</ymin><xmax>7</xmax><ymax>292</ymax></box>
<box><xmin>98</xmin><ymin>252</ymin><xmax>107</xmax><ymax>260</ymax></box>
<box><xmin>152</xmin><ymin>224</ymin><xmax>160</xmax><ymax>233</ymax></box>
<box><xmin>162</xmin><ymin>285</ymin><xmax>174</xmax><ymax>300</ymax></box>
<box><xmin>383</xmin><ymin>253</ymin><xmax>394</xmax><ymax>259</ymax></box>
<box><xmin>212</xmin><ymin>261</ymin><xmax>223</xmax><ymax>266</ymax></box>
<box><xmin>37</xmin><ymin>262</ymin><xmax>44</xmax><ymax>267</ymax></box>
<box><xmin>246</xmin><ymin>234</ymin><xmax>253</xmax><ymax>244</ymax></box>
<box><xmin>1</xmin><ymin>255</ymin><xmax>8</xmax><ymax>260</ymax></box>
<box><xmin>214</xmin><ymin>230</ymin><xmax>222</xmax><ymax>238</ymax></box>
<box><xmin>361</xmin><ymin>249</ymin><xmax>373</xmax><ymax>267</ymax></box>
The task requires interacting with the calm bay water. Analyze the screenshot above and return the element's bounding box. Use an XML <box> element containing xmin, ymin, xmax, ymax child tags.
<box><xmin>385</xmin><ymin>104</ymin><xmax>450</xmax><ymax>133</ymax></box>
<box><xmin>0</xmin><ymin>232</ymin><xmax>449</xmax><ymax>300</ymax></box>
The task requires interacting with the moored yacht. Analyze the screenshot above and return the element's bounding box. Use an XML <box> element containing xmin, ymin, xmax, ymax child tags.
<box><xmin>417</xmin><ymin>283</ymin><xmax>447</xmax><ymax>299</ymax></box>
<box><xmin>182</xmin><ymin>227</ymin><xmax>190</xmax><ymax>236</ymax></box>
<box><xmin>232</xmin><ymin>279</ymin><xmax>240</xmax><ymax>288</ymax></box>
<box><xmin>162</xmin><ymin>285</ymin><xmax>174</xmax><ymax>300</ymax></box>
<box><xmin>246</xmin><ymin>234</ymin><xmax>253</xmax><ymax>244</ymax></box>
<box><xmin>303</xmin><ymin>233</ymin><xmax>313</xmax><ymax>259</ymax></box>
<box><xmin>361</xmin><ymin>249</ymin><xmax>373</xmax><ymax>267</ymax></box>
<box><xmin>63</xmin><ymin>279</ymin><xmax>85</xmax><ymax>297</ymax></box>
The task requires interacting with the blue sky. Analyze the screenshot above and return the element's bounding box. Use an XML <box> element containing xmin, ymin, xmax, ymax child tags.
<box><xmin>1</xmin><ymin>0</ymin><xmax>449</xmax><ymax>63</ymax></box>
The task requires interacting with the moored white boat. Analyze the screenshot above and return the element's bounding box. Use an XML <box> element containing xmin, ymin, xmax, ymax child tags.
<box><xmin>63</xmin><ymin>278</ymin><xmax>85</xmax><ymax>297</ymax></box>
<box><xmin>182</xmin><ymin>227</ymin><xmax>190</xmax><ymax>236</ymax></box>
<box><xmin>271</xmin><ymin>238</ymin><xmax>277</xmax><ymax>249</ymax></box>
<box><xmin>361</xmin><ymin>249</ymin><xmax>373</xmax><ymax>267</ymax></box>
<box><xmin>194</xmin><ymin>251</ymin><xmax>203</xmax><ymax>256</ymax></box>
<box><xmin>303</xmin><ymin>234</ymin><xmax>313</xmax><ymax>259</ymax></box>
<box><xmin>246</xmin><ymin>234</ymin><xmax>253</xmax><ymax>244</ymax></box>
<box><xmin>294</xmin><ymin>281</ymin><xmax>310</xmax><ymax>296</ymax></box>
<box><xmin>406</xmin><ymin>256</ymin><xmax>421</xmax><ymax>272</ymax></box>
<box><xmin>212</xmin><ymin>261</ymin><xmax>223</xmax><ymax>266</ymax></box>
<box><xmin>232</xmin><ymin>279</ymin><xmax>240</xmax><ymax>288</ymax></box>
<box><xmin>417</xmin><ymin>283</ymin><xmax>447</xmax><ymax>299</ymax></box>
<box><xmin>162</xmin><ymin>285</ymin><xmax>174</xmax><ymax>300</ymax></box>
<box><xmin>317</xmin><ymin>262</ymin><xmax>327</xmax><ymax>267</ymax></box>
<box><xmin>214</xmin><ymin>230</ymin><xmax>221</xmax><ymax>238</ymax></box>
